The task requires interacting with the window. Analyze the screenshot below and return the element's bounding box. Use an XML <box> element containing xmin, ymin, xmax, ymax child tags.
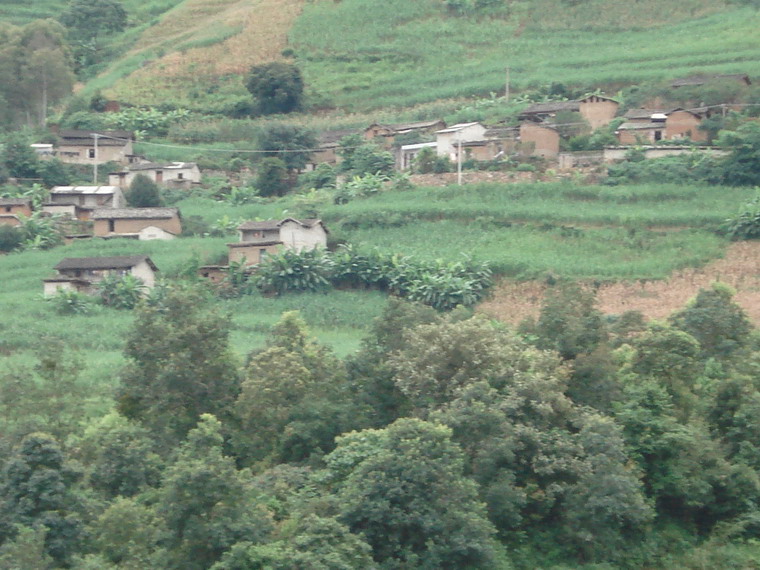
<box><xmin>177</xmin><ymin>173</ymin><xmax>184</xmax><ymax>180</ymax></box>
<box><xmin>108</xmin><ymin>219</ymin><xmax>115</xmax><ymax>232</ymax></box>
<box><xmin>4</xmin><ymin>206</ymin><xmax>10</xmax><ymax>213</ymax></box>
<box><xmin>88</xmin><ymin>148</ymin><xmax>96</xmax><ymax>159</ymax></box>
<box><xmin>654</xmin><ymin>130</ymin><xmax>662</xmax><ymax>142</ymax></box>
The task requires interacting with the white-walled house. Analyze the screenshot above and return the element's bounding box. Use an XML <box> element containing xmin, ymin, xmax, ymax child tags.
<box><xmin>109</xmin><ymin>162</ymin><xmax>201</xmax><ymax>189</ymax></box>
<box><xmin>435</xmin><ymin>122</ymin><xmax>487</xmax><ymax>160</ymax></box>
<box><xmin>228</xmin><ymin>218</ymin><xmax>329</xmax><ymax>266</ymax></box>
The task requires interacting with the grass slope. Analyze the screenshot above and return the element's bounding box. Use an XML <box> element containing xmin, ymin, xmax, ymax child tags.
<box><xmin>290</xmin><ymin>0</ymin><xmax>760</xmax><ymax>110</ymax></box>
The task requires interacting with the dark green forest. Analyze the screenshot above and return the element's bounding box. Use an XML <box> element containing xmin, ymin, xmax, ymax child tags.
<box><xmin>3</xmin><ymin>281</ymin><xmax>760</xmax><ymax>568</ymax></box>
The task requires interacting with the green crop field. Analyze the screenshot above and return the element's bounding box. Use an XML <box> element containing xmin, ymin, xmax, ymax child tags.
<box><xmin>290</xmin><ymin>0</ymin><xmax>760</xmax><ymax>111</ymax></box>
<box><xmin>3</xmin><ymin>179</ymin><xmax>746</xmax><ymax>371</ymax></box>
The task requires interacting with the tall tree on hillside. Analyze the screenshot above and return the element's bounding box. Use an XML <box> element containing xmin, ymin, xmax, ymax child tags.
<box><xmin>116</xmin><ymin>284</ymin><xmax>241</xmax><ymax>442</ymax></box>
<box><xmin>127</xmin><ymin>174</ymin><xmax>162</xmax><ymax>207</ymax></box>
<box><xmin>60</xmin><ymin>0</ymin><xmax>127</xmax><ymax>69</ymax></box>
<box><xmin>245</xmin><ymin>62</ymin><xmax>304</xmax><ymax>115</ymax></box>
<box><xmin>6</xmin><ymin>20</ymin><xmax>75</xmax><ymax>126</ymax></box>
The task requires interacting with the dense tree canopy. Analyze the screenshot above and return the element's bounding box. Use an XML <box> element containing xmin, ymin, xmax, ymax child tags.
<box><xmin>245</xmin><ymin>62</ymin><xmax>304</xmax><ymax>115</ymax></box>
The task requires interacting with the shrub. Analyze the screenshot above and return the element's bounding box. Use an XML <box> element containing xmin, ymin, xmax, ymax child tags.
<box><xmin>47</xmin><ymin>289</ymin><xmax>92</xmax><ymax>315</ymax></box>
<box><xmin>255</xmin><ymin>248</ymin><xmax>334</xmax><ymax>295</ymax></box>
<box><xmin>722</xmin><ymin>194</ymin><xmax>760</xmax><ymax>240</ymax></box>
<box><xmin>127</xmin><ymin>174</ymin><xmax>162</xmax><ymax>207</ymax></box>
<box><xmin>96</xmin><ymin>274</ymin><xmax>146</xmax><ymax>309</ymax></box>
<box><xmin>256</xmin><ymin>157</ymin><xmax>289</xmax><ymax>197</ymax></box>
<box><xmin>0</xmin><ymin>225</ymin><xmax>23</xmax><ymax>252</ymax></box>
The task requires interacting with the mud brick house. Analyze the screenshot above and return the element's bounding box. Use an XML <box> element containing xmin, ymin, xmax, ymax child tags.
<box><xmin>227</xmin><ymin>218</ymin><xmax>328</xmax><ymax>266</ymax></box>
<box><xmin>670</xmin><ymin>74</ymin><xmax>751</xmax><ymax>89</ymax></box>
<box><xmin>0</xmin><ymin>198</ymin><xmax>32</xmax><ymax>226</ymax></box>
<box><xmin>519</xmin><ymin>122</ymin><xmax>560</xmax><ymax>158</ymax></box>
<box><xmin>92</xmin><ymin>207</ymin><xmax>182</xmax><ymax>240</ymax></box>
<box><xmin>519</xmin><ymin>96</ymin><xmax>619</xmax><ymax>130</ymax></box>
<box><xmin>365</xmin><ymin>119</ymin><xmax>446</xmax><ymax>148</ymax></box>
<box><xmin>55</xmin><ymin>130</ymin><xmax>134</xmax><ymax>165</ymax></box>
<box><xmin>616</xmin><ymin>108</ymin><xmax>709</xmax><ymax>144</ymax></box>
<box><xmin>307</xmin><ymin>129</ymin><xmax>358</xmax><ymax>170</ymax></box>
<box><xmin>43</xmin><ymin>255</ymin><xmax>158</xmax><ymax>296</ymax></box>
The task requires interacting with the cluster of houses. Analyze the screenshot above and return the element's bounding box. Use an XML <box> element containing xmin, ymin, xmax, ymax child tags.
<box><xmin>42</xmin><ymin>217</ymin><xmax>329</xmax><ymax>297</ymax></box>
<box><xmin>0</xmin><ymin>185</ymin><xmax>183</xmax><ymax>242</ymax></box>
<box><xmin>309</xmin><ymin>73</ymin><xmax>751</xmax><ymax>171</ymax></box>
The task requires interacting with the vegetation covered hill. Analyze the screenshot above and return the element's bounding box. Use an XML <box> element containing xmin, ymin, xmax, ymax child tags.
<box><xmin>85</xmin><ymin>0</ymin><xmax>760</xmax><ymax>114</ymax></box>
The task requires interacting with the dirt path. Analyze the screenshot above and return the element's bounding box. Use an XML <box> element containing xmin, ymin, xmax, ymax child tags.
<box><xmin>479</xmin><ymin>241</ymin><xmax>760</xmax><ymax>325</ymax></box>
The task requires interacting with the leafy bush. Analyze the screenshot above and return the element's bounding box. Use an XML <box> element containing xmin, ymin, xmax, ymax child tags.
<box><xmin>0</xmin><ymin>225</ymin><xmax>23</xmax><ymax>252</ymax></box>
<box><xmin>17</xmin><ymin>213</ymin><xmax>64</xmax><ymax>250</ymax></box>
<box><xmin>722</xmin><ymin>194</ymin><xmax>760</xmax><ymax>240</ymax></box>
<box><xmin>46</xmin><ymin>289</ymin><xmax>92</xmax><ymax>315</ymax></box>
<box><xmin>255</xmin><ymin>248</ymin><xmax>334</xmax><ymax>295</ymax></box>
<box><xmin>261</xmin><ymin>245</ymin><xmax>492</xmax><ymax>310</ymax></box>
<box><xmin>333</xmin><ymin>172</ymin><xmax>388</xmax><ymax>204</ymax></box>
<box><xmin>96</xmin><ymin>274</ymin><xmax>146</xmax><ymax>309</ymax></box>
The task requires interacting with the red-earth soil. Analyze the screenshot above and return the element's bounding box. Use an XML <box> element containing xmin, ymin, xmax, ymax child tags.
<box><xmin>478</xmin><ymin>241</ymin><xmax>760</xmax><ymax>325</ymax></box>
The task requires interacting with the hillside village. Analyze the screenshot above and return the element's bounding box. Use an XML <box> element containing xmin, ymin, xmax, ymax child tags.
<box><xmin>4</xmin><ymin>1</ymin><xmax>760</xmax><ymax>569</ymax></box>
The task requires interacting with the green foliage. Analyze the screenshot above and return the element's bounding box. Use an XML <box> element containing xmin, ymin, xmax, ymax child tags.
<box><xmin>46</xmin><ymin>289</ymin><xmax>92</xmax><ymax>315</ymax></box>
<box><xmin>528</xmin><ymin>282</ymin><xmax>607</xmax><ymax>359</ymax></box>
<box><xmin>116</xmin><ymin>284</ymin><xmax>241</xmax><ymax>440</ymax></box>
<box><xmin>413</xmin><ymin>146</ymin><xmax>452</xmax><ymax>174</ymax></box>
<box><xmin>719</xmin><ymin>121</ymin><xmax>760</xmax><ymax>186</ymax></box>
<box><xmin>234</xmin><ymin>312</ymin><xmax>351</xmax><ymax>465</ymax></box>
<box><xmin>1</xmin><ymin>132</ymin><xmax>39</xmax><ymax>179</ymax></box>
<box><xmin>96</xmin><ymin>273</ymin><xmax>146</xmax><ymax>309</ymax></box>
<box><xmin>60</xmin><ymin>0</ymin><xmax>127</xmax><ymax>39</ymax></box>
<box><xmin>0</xmin><ymin>225</ymin><xmax>22</xmax><ymax>253</ymax></box>
<box><xmin>669</xmin><ymin>283</ymin><xmax>753</xmax><ymax>359</ymax></box>
<box><xmin>127</xmin><ymin>173</ymin><xmax>162</xmax><ymax>207</ymax></box>
<box><xmin>324</xmin><ymin>418</ymin><xmax>508</xmax><ymax>568</ymax></box>
<box><xmin>344</xmin><ymin>144</ymin><xmax>395</xmax><ymax>177</ymax></box>
<box><xmin>722</xmin><ymin>193</ymin><xmax>760</xmax><ymax>240</ymax></box>
<box><xmin>75</xmin><ymin>412</ymin><xmax>163</xmax><ymax>499</ymax></box>
<box><xmin>245</xmin><ymin>62</ymin><xmax>304</xmax><ymax>115</ymax></box>
<box><xmin>255</xmin><ymin>248</ymin><xmax>334</xmax><ymax>295</ymax></box>
<box><xmin>0</xmin><ymin>525</ymin><xmax>53</xmax><ymax>570</ymax></box>
<box><xmin>0</xmin><ymin>433</ymin><xmax>83</xmax><ymax>566</ymax></box>
<box><xmin>16</xmin><ymin>213</ymin><xmax>64</xmax><ymax>251</ymax></box>
<box><xmin>212</xmin><ymin>515</ymin><xmax>374</xmax><ymax>570</ymax></box>
<box><xmin>157</xmin><ymin>415</ymin><xmax>272</xmax><ymax>570</ymax></box>
<box><xmin>605</xmin><ymin>151</ymin><xmax>725</xmax><ymax>186</ymax></box>
<box><xmin>255</xmin><ymin>157</ymin><xmax>289</xmax><ymax>197</ymax></box>
<box><xmin>257</xmin><ymin>123</ymin><xmax>317</xmax><ymax>171</ymax></box>
<box><xmin>106</xmin><ymin>107</ymin><xmax>191</xmax><ymax>138</ymax></box>
<box><xmin>333</xmin><ymin>172</ymin><xmax>387</xmax><ymax>204</ymax></box>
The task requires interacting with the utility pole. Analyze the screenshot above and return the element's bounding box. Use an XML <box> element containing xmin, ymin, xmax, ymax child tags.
<box><xmin>505</xmin><ymin>66</ymin><xmax>510</xmax><ymax>102</ymax></box>
<box><xmin>92</xmin><ymin>133</ymin><xmax>101</xmax><ymax>184</ymax></box>
<box><xmin>457</xmin><ymin>130</ymin><xmax>463</xmax><ymax>186</ymax></box>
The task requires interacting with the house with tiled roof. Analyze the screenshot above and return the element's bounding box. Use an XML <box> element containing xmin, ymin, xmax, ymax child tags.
<box><xmin>92</xmin><ymin>207</ymin><xmax>182</xmax><ymax>240</ymax></box>
<box><xmin>43</xmin><ymin>255</ymin><xmax>158</xmax><ymax>296</ymax></box>
<box><xmin>55</xmin><ymin>130</ymin><xmax>134</xmax><ymax>165</ymax></box>
<box><xmin>227</xmin><ymin>218</ymin><xmax>328</xmax><ymax>266</ymax></box>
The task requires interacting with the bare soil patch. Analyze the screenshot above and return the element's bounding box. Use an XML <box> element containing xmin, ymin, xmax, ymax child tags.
<box><xmin>479</xmin><ymin>241</ymin><xmax>760</xmax><ymax>325</ymax></box>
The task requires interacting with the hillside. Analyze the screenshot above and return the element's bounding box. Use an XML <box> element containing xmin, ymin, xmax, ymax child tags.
<box><xmin>85</xmin><ymin>0</ymin><xmax>760</xmax><ymax>115</ymax></box>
